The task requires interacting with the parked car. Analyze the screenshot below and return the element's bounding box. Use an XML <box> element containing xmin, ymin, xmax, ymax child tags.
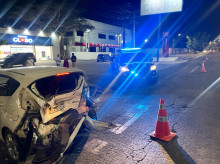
<box><xmin>111</xmin><ymin>48</ymin><xmax>158</xmax><ymax>85</ymax></box>
<box><xmin>0</xmin><ymin>53</ymin><xmax>36</xmax><ymax>68</ymax></box>
<box><xmin>97</xmin><ymin>54</ymin><xmax>111</xmax><ymax>62</ymax></box>
<box><xmin>0</xmin><ymin>66</ymin><xmax>98</xmax><ymax>162</ymax></box>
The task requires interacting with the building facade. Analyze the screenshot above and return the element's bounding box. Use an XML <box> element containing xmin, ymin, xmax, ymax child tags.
<box><xmin>0</xmin><ymin>28</ymin><xmax>60</xmax><ymax>60</ymax></box>
<box><xmin>65</xmin><ymin>19</ymin><xmax>132</xmax><ymax>58</ymax></box>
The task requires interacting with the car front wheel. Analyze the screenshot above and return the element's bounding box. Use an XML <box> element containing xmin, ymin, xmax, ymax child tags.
<box><xmin>4</xmin><ymin>129</ymin><xmax>22</xmax><ymax>161</ymax></box>
<box><xmin>5</xmin><ymin>63</ymin><xmax>13</xmax><ymax>68</ymax></box>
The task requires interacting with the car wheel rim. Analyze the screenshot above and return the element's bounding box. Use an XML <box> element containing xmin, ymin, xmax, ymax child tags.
<box><xmin>5</xmin><ymin>133</ymin><xmax>19</xmax><ymax>160</ymax></box>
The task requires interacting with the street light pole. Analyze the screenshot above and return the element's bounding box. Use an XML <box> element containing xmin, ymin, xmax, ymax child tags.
<box><xmin>157</xmin><ymin>15</ymin><xmax>161</xmax><ymax>62</ymax></box>
<box><xmin>133</xmin><ymin>12</ymin><xmax>136</xmax><ymax>48</ymax></box>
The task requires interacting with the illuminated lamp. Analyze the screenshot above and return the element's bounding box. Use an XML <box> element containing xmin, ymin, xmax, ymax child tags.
<box><xmin>24</xmin><ymin>29</ymin><xmax>29</xmax><ymax>34</ymax></box>
<box><xmin>51</xmin><ymin>32</ymin><xmax>56</xmax><ymax>37</ymax></box>
<box><xmin>39</xmin><ymin>30</ymin><xmax>44</xmax><ymax>36</ymax></box>
<box><xmin>56</xmin><ymin>72</ymin><xmax>71</xmax><ymax>76</ymax></box>
<box><xmin>120</xmin><ymin>66</ymin><xmax>129</xmax><ymax>72</ymax></box>
<box><xmin>7</xmin><ymin>27</ymin><xmax>12</xmax><ymax>32</ymax></box>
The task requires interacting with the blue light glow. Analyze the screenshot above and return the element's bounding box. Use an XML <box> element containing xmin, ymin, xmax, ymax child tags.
<box><xmin>131</xmin><ymin>71</ymin><xmax>135</xmax><ymax>74</ymax></box>
<box><xmin>135</xmin><ymin>73</ymin><xmax>138</xmax><ymax>76</ymax></box>
<box><xmin>121</xmin><ymin>48</ymin><xmax>141</xmax><ymax>51</ymax></box>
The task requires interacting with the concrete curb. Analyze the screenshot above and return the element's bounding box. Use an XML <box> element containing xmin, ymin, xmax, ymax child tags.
<box><xmin>153</xmin><ymin>57</ymin><xmax>178</xmax><ymax>62</ymax></box>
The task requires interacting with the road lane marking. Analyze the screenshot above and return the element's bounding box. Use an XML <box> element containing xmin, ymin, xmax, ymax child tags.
<box><xmin>190</xmin><ymin>66</ymin><xmax>199</xmax><ymax>73</ymax></box>
<box><xmin>111</xmin><ymin>105</ymin><xmax>149</xmax><ymax>134</ymax></box>
<box><xmin>84</xmin><ymin>139</ymin><xmax>108</xmax><ymax>154</ymax></box>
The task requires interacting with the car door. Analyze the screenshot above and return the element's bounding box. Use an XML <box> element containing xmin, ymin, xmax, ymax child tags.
<box><xmin>0</xmin><ymin>76</ymin><xmax>20</xmax><ymax>123</ymax></box>
<box><xmin>0</xmin><ymin>76</ymin><xmax>10</xmax><ymax>129</ymax></box>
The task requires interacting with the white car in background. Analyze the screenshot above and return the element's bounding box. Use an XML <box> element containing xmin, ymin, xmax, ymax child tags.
<box><xmin>0</xmin><ymin>66</ymin><xmax>97</xmax><ymax>162</ymax></box>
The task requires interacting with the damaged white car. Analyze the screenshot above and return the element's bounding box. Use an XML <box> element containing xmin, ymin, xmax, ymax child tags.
<box><xmin>0</xmin><ymin>66</ymin><xmax>114</xmax><ymax>163</ymax></box>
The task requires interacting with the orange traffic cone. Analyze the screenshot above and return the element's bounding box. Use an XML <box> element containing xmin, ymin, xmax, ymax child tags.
<box><xmin>201</xmin><ymin>63</ymin><xmax>206</xmax><ymax>73</ymax></box>
<box><xmin>150</xmin><ymin>99</ymin><xmax>176</xmax><ymax>141</ymax></box>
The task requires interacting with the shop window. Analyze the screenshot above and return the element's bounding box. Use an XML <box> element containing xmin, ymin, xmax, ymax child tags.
<box><xmin>109</xmin><ymin>48</ymin><xmax>115</xmax><ymax>53</ymax></box>
<box><xmin>77</xmin><ymin>31</ymin><xmax>84</xmax><ymax>36</ymax></box>
<box><xmin>102</xmin><ymin>47</ymin><xmax>106</xmax><ymax>52</ymax></box>
<box><xmin>64</xmin><ymin>38</ymin><xmax>69</xmax><ymax>45</ymax></box>
<box><xmin>109</xmin><ymin>35</ymin><xmax>115</xmax><ymax>40</ymax></box>
<box><xmin>98</xmin><ymin>34</ymin><xmax>106</xmax><ymax>39</ymax></box>
<box><xmin>42</xmin><ymin>51</ymin><xmax>46</xmax><ymax>58</ymax></box>
<box><xmin>89</xmin><ymin>47</ymin><xmax>96</xmax><ymax>52</ymax></box>
<box><xmin>66</xmin><ymin>31</ymin><xmax>73</xmax><ymax>36</ymax></box>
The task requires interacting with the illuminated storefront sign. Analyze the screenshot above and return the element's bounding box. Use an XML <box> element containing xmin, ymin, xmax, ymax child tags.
<box><xmin>13</xmin><ymin>35</ymin><xmax>33</xmax><ymax>43</ymax></box>
<box><xmin>0</xmin><ymin>33</ymin><xmax>51</xmax><ymax>45</ymax></box>
<box><xmin>141</xmin><ymin>0</ymin><xmax>183</xmax><ymax>15</ymax></box>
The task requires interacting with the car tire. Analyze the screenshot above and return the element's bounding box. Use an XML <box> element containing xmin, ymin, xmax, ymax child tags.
<box><xmin>149</xmin><ymin>77</ymin><xmax>158</xmax><ymax>85</ymax></box>
<box><xmin>5</xmin><ymin>63</ymin><xmax>13</xmax><ymax>68</ymax></box>
<box><xmin>88</xmin><ymin>107</ymin><xmax>97</xmax><ymax>120</ymax></box>
<box><xmin>80</xmin><ymin>107</ymin><xmax>97</xmax><ymax>132</ymax></box>
<box><xmin>4</xmin><ymin>129</ymin><xmax>23</xmax><ymax>162</ymax></box>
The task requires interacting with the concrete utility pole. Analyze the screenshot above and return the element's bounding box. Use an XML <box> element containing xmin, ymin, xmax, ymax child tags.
<box><xmin>157</xmin><ymin>15</ymin><xmax>161</xmax><ymax>62</ymax></box>
<box><xmin>133</xmin><ymin>12</ymin><xmax>136</xmax><ymax>48</ymax></box>
<box><xmin>123</xmin><ymin>27</ymin><xmax>126</xmax><ymax>48</ymax></box>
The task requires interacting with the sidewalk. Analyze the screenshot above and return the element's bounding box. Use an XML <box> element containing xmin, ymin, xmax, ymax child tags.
<box><xmin>153</xmin><ymin>52</ymin><xmax>209</xmax><ymax>63</ymax></box>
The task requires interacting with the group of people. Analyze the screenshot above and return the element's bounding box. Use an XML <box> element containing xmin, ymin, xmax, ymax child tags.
<box><xmin>24</xmin><ymin>53</ymin><xmax>77</xmax><ymax>68</ymax></box>
<box><xmin>55</xmin><ymin>53</ymin><xmax>77</xmax><ymax>68</ymax></box>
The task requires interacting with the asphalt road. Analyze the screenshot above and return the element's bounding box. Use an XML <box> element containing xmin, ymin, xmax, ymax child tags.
<box><xmin>70</xmin><ymin>53</ymin><xmax>220</xmax><ymax>164</ymax></box>
<box><xmin>1</xmin><ymin>53</ymin><xmax>220</xmax><ymax>164</ymax></box>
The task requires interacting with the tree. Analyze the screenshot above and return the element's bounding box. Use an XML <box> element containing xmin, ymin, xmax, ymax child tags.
<box><xmin>6</xmin><ymin>0</ymin><xmax>94</xmax><ymax>56</ymax></box>
<box><xmin>186</xmin><ymin>32</ymin><xmax>210</xmax><ymax>52</ymax></box>
<box><xmin>0</xmin><ymin>35</ymin><xmax>7</xmax><ymax>45</ymax></box>
<box><xmin>0</xmin><ymin>39</ymin><xmax>7</xmax><ymax>45</ymax></box>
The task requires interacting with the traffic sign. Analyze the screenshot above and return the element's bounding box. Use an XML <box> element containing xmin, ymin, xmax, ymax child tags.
<box><xmin>141</xmin><ymin>0</ymin><xmax>183</xmax><ymax>16</ymax></box>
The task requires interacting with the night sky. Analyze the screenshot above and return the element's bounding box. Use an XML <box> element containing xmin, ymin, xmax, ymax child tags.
<box><xmin>77</xmin><ymin>0</ymin><xmax>220</xmax><ymax>46</ymax></box>
<box><xmin>77</xmin><ymin>0</ymin><xmax>220</xmax><ymax>33</ymax></box>
<box><xmin>0</xmin><ymin>0</ymin><xmax>219</xmax><ymax>46</ymax></box>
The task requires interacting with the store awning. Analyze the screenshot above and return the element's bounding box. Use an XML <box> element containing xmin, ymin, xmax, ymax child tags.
<box><xmin>75</xmin><ymin>42</ymin><xmax>86</xmax><ymax>46</ymax></box>
<box><xmin>87</xmin><ymin>43</ymin><xmax>120</xmax><ymax>48</ymax></box>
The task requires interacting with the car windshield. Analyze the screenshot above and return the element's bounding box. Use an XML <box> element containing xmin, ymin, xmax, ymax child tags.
<box><xmin>119</xmin><ymin>53</ymin><xmax>150</xmax><ymax>65</ymax></box>
<box><xmin>6</xmin><ymin>54</ymin><xmax>15</xmax><ymax>58</ymax></box>
<box><xmin>34</xmin><ymin>73</ymin><xmax>83</xmax><ymax>99</ymax></box>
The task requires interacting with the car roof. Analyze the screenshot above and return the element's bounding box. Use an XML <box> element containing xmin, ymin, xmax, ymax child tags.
<box><xmin>0</xmin><ymin>66</ymin><xmax>85</xmax><ymax>87</ymax></box>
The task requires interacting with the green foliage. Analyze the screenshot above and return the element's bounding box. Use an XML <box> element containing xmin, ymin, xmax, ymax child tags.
<box><xmin>0</xmin><ymin>40</ymin><xmax>7</xmax><ymax>45</ymax></box>
<box><xmin>0</xmin><ymin>35</ymin><xmax>7</xmax><ymax>45</ymax></box>
<box><xmin>186</xmin><ymin>32</ymin><xmax>210</xmax><ymax>52</ymax></box>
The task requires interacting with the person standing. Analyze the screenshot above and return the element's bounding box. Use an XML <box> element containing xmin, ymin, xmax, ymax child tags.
<box><xmin>55</xmin><ymin>54</ymin><xmax>61</xmax><ymax>66</ymax></box>
<box><xmin>63</xmin><ymin>57</ymin><xmax>69</xmax><ymax>68</ymax></box>
<box><xmin>71</xmin><ymin>53</ymin><xmax>77</xmax><ymax>67</ymax></box>
<box><xmin>25</xmin><ymin>56</ymin><xmax>35</xmax><ymax>66</ymax></box>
